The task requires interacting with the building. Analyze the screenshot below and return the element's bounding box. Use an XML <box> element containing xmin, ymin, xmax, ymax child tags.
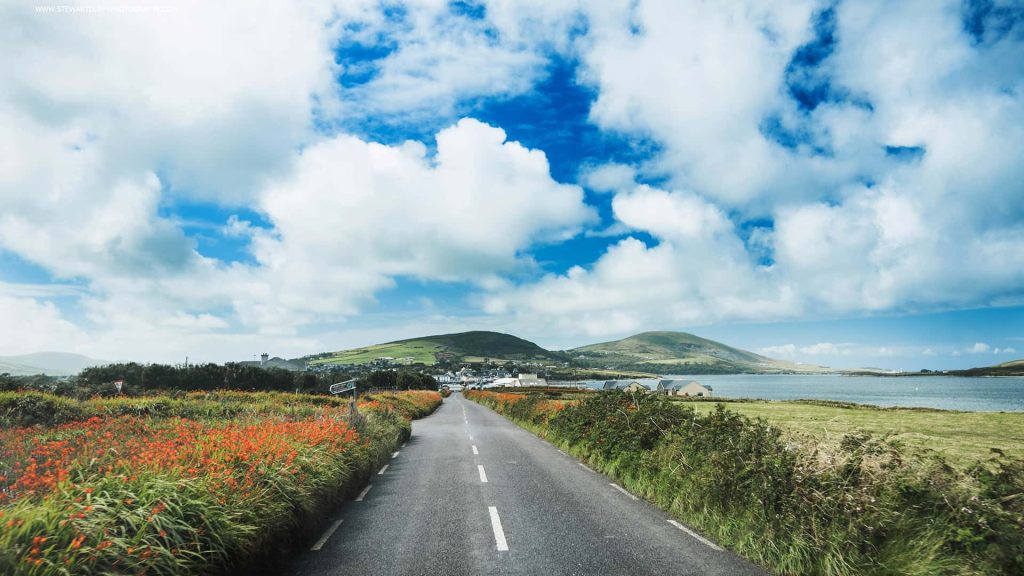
<box><xmin>656</xmin><ymin>379</ymin><xmax>712</xmax><ymax>397</ymax></box>
<box><xmin>656</xmin><ymin>379</ymin><xmax>688</xmax><ymax>394</ymax></box>
<box><xmin>622</xmin><ymin>381</ymin><xmax>649</xmax><ymax>393</ymax></box>
<box><xmin>515</xmin><ymin>373</ymin><xmax>546</xmax><ymax>387</ymax></box>
<box><xmin>675</xmin><ymin>381</ymin><xmax>713</xmax><ymax>397</ymax></box>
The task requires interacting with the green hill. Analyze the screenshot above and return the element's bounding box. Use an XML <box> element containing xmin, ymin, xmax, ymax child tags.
<box><xmin>951</xmin><ymin>358</ymin><xmax>1024</xmax><ymax>377</ymax></box>
<box><xmin>309</xmin><ymin>331</ymin><xmax>562</xmax><ymax>366</ymax></box>
<box><xmin>570</xmin><ymin>331</ymin><xmax>828</xmax><ymax>374</ymax></box>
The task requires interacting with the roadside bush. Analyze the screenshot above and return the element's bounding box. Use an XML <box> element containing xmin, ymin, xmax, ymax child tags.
<box><xmin>0</xmin><ymin>391</ymin><xmax>85</xmax><ymax>427</ymax></box>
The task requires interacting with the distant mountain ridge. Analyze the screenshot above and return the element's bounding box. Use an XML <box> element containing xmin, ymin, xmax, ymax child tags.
<box><xmin>569</xmin><ymin>331</ymin><xmax>828</xmax><ymax>374</ymax></box>
<box><xmin>309</xmin><ymin>330</ymin><xmax>826</xmax><ymax>374</ymax></box>
<box><xmin>0</xmin><ymin>352</ymin><xmax>108</xmax><ymax>376</ymax></box>
<box><xmin>308</xmin><ymin>331</ymin><xmax>563</xmax><ymax>367</ymax></box>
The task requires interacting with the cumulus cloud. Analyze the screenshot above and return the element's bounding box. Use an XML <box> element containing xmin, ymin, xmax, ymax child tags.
<box><xmin>243</xmin><ymin>118</ymin><xmax>595</xmax><ymax>326</ymax></box>
<box><xmin>581</xmin><ymin>163</ymin><xmax>638</xmax><ymax>194</ymax></box>
<box><xmin>483</xmin><ymin>0</ymin><xmax>1024</xmax><ymax>338</ymax></box>
<box><xmin>333</xmin><ymin>0</ymin><xmax>549</xmax><ymax>125</ymax></box>
<box><xmin>969</xmin><ymin>342</ymin><xmax>991</xmax><ymax>354</ymax></box>
<box><xmin>2</xmin><ymin>0</ymin><xmax>1023</xmax><ymax>363</ymax></box>
<box><xmin>0</xmin><ymin>295</ymin><xmax>86</xmax><ymax>355</ymax></box>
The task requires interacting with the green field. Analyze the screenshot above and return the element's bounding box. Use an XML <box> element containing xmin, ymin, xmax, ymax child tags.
<box><xmin>310</xmin><ymin>341</ymin><xmax>443</xmax><ymax>365</ymax></box>
<box><xmin>687</xmin><ymin>399</ymin><xmax>1024</xmax><ymax>464</ymax></box>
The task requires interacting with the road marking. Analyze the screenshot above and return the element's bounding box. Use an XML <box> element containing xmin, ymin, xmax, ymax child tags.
<box><xmin>667</xmin><ymin>520</ymin><xmax>723</xmax><ymax>551</ymax></box>
<box><xmin>392</xmin><ymin>451</ymin><xmax>400</xmax><ymax>458</ymax></box>
<box><xmin>578</xmin><ymin>462</ymin><xmax>595</xmax><ymax>473</ymax></box>
<box><xmin>557</xmin><ymin>449</ymin><xmax>566</xmax><ymax>455</ymax></box>
<box><xmin>355</xmin><ymin>484</ymin><xmax>373</xmax><ymax>501</ymax></box>
<box><xmin>469</xmin><ymin>434</ymin><xmax>474</xmax><ymax>440</ymax></box>
<box><xmin>478</xmin><ymin>465</ymin><xmax>488</xmax><ymax>483</ymax></box>
<box><xmin>488</xmin><ymin>507</ymin><xmax>509</xmax><ymax>551</ymax></box>
<box><xmin>310</xmin><ymin>519</ymin><xmax>343</xmax><ymax>551</ymax></box>
<box><xmin>472</xmin><ymin>445</ymin><xmax>479</xmax><ymax>455</ymax></box>
<box><xmin>401</xmin><ymin>443</ymin><xmax>406</xmax><ymax>448</ymax></box>
<box><xmin>378</xmin><ymin>464</ymin><xmax>389</xmax><ymax>475</ymax></box>
<box><xmin>610</xmin><ymin>483</ymin><xmax>638</xmax><ymax>500</ymax></box>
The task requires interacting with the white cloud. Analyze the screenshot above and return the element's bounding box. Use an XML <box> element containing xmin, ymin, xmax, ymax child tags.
<box><xmin>994</xmin><ymin>347</ymin><xmax>1017</xmax><ymax>355</ymax></box>
<box><xmin>969</xmin><ymin>342</ymin><xmax>991</xmax><ymax>354</ymax></box>
<box><xmin>484</xmin><ymin>183</ymin><xmax>799</xmax><ymax>335</ymax></box>
<box><xmin>242</xmin><ymin>118</ymin><xmax>595</xmax><ymax>326</ymax></box>
<box><xmin>799</xmin><ymin>342</ymin><xmax>841</xmax><ymax>356</ymax></box>
<box><xmin>758</xmin><ymin>344</ymin><xmax>797</xmax><ymax>357</ymax></box>
<box><xmin>581</xmin><ymin>163</ymin><xmax>637</xmax><ymax>194</ymax></box>
<box><xmin>1</xmin><ymin>0</ymin><xmax>1023</xmax><ymax>363</ymax></box>
<box><xmin>0</xmin><ymin>295</ymin><xmax>86</xmax><ymax>356</ymax></box>
<box><xmin>334</xmin><ymin>0</ymin><xmax>549</xmax><ymax>122</ymax></box>
<box><xmin>483</xmin><ymin>0</ymin><xmax>1024</xmax><ymax>339</ymax></box>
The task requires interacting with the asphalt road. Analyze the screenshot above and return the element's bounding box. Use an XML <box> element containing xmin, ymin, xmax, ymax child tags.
<box><xmin>283</xmin><ymin>392</ymin><xmax>766</xmax><ymax>576</ymax></box>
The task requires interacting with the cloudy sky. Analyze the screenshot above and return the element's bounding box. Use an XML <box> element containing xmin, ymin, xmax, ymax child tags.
<box><xmin>1</xmin><ymin>0</ymin><xmax>1022</xmax><ymax>370</ymax></box>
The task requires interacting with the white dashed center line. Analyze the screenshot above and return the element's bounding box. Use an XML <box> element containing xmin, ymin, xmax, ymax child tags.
<box><xmin>488</xmin><ymin>506</ymin><xmax>509</xmax><ymax>551</ymax></box>
<box><xmin>472</xmin><ymin>445</ymin><xmax>479</xmax><ymax>455</ymax></box>
<box><xmin>392</xmin><ymin>451</ymin><xmax>400</xmax><ymax>458</ymax></box>
<box><xmin>478</xmin><ymin>465</ymin><xmax>488</xmax><ymax>483</ymax></box>
<box><xmin>378</xmin><ymin>464</ymin><xmax>389</xmax><ymax>475</ymax></box>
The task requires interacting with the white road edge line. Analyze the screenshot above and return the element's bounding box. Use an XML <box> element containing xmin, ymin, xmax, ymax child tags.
<box><xmin>578</xmin><ymin>462</ymin><xmax>595</xmax><ymax>473</ymax></box>
<box><xmin>355</xmin><ymin>484</ymin><xmax>373</xmax><ymax>502</ymax></box>
<box><xmin>392</xmin><ymin>451</ymin><xmax>400</xmax><ymax>458</ymax></box>
<box><xmin>667</xmin><ymin>520</ymin><xmax>723</xmax><ymax>551</ymax></box>
<box><xmin>378</xmin><ymin>464</ymin><xmax>389</xmax><ymax>475</ymax></box>
<box><xmin>610</xmin><ymin>483</ymin><xmax>638</xmax><ymax>500</ymax></box>
<box><xmin>472</xmin><ymin>445</ymin><xmax>479</xmax><ymax>455</ymax></box>
<box><xmin>488</xmin><ymin>506</ymin><xmax>509</xmax><ymax>551</ymax></box>
<box><xmin>401</xmin><ymin>443</ymin><xmax>406</xmax><ymax>448</ymax></box>
<box><xmin>557</xmin><ymin>449</ymin><xmax>566</xmax><ymax>455</ymax></box>
<box><xmin>478</xmin><ymin>465</ymin><xmax>488</xmax><ymax>483</ymax></box>
<box><xmin>310</xmin><ymin>519</ymin><xmax>343</xmax><ymax>551</ymax></box>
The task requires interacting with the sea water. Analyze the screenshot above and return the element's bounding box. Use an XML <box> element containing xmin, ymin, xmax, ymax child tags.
<box><xmin>581</xmin><ymin>374</ymin><xmax>1024</xmax><ymax>412</ymax></box>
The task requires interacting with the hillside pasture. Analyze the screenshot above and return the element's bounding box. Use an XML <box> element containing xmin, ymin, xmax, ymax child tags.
<box><xmin>309</xmin><ymin>341</ymin><xmax>443</xmax><ymax>366</ymax></box>
<box><xmin>685</xmin><ymin>399</ymin><xmax>1024</xmax><ymax>464</ymax></box>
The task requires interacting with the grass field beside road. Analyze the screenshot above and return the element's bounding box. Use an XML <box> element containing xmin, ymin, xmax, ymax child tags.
<box><xmin>684</xmin><ymin>399</ymin><xmax>1024</xmax><ymax>464</ymax></box>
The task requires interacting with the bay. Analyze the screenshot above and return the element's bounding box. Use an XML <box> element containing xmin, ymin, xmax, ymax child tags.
<box><xmin>579</xmin><ymin>374</ymin><xmax>1024</xmax><ymax>412</ymax></box>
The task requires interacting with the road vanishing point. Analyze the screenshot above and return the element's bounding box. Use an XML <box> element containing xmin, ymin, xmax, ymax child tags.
<box><xmin>284</xmin><ymin>393</ymin><xmax>765</xmax><ymax>576</ymax></box>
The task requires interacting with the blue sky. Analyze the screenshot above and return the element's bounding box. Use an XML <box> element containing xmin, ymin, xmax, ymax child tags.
<box><xmin>0</xmin><ymin>0</ymin><xmax>1022</xmax><ymax>368</ymax></box>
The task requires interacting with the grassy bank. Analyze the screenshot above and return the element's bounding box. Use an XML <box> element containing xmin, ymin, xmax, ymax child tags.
<box><xmin>466</xmin><ymin>390</ymin><xmax>1024</xmax><ymax>575</ymax></box>
<box><xmin>0</xmin><ymin>390</ymin><xmax>441</xmax><ymax>575</ymax></box>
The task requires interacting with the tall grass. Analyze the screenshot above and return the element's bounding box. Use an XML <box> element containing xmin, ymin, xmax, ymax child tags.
<box><xmin>0</xmin><ymin>390</ymin><xmax>441</xmax><ymax>574</ymax></box>
<box><xmin>466</xmin><ymin>390</ymin><xmax>1024</xmax><ymax>575</ymax></box>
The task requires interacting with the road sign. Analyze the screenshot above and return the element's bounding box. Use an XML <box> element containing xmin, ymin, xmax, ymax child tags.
<box><xmin>329</xmin><ymin>379</ymin><xmax>357</xmax><ymax>395</ymax></box>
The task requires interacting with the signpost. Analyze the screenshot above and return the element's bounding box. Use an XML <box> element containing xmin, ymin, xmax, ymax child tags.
<box><xmin>113</xmin><ymin>379</ymin><xmax>124</xmax><ymax>394</ymax></box>
<box><xmin>330</xmin><ymin>379</ymin><xmax>360</xmax><ymax>424</ymax></box>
